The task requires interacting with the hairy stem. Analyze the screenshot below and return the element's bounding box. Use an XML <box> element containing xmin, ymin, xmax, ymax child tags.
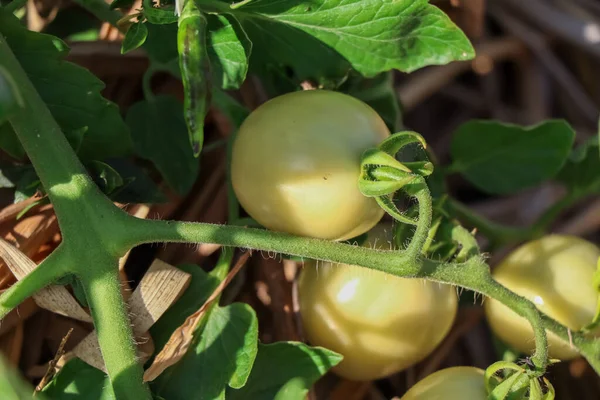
<box><xmin>405</xmin><ymin>180</ymin><xmax>432</xmax><ymax>259</ymax></box>
<box><xmin>81</xmin><ymin>267</ymin><xmax>152</xmax><ymax>400</ymax></box>
<box><xmin>1</xmin><ymin>29</ymin><xmax>150</xmax><ymax>398</ymax></box>
<box><xmin>0</xmin><ymin>246</ymin><xmax>71</xmax><ymax>319</ymax></box>
<box><xmin>128</xmin><ymin>217</ymin><xmax>600</xmax><ymax>373</ymax></box>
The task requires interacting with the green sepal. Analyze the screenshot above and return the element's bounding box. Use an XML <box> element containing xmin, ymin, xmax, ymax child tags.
<box><xmin>375</xmin><ymin>195</ymin><xmax>417</xmax><ymax>226</ymax></box>
<box><xmin>378</xmin><ymin>130</ymin><xmax>427</xmax><ymax>156</ymax></box>
<box><xmin>361</xmin><ymin>147</ymin><xmax>412</xmax><ymax>172</ymax></box>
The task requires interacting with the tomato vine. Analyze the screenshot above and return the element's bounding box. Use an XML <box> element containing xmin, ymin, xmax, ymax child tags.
<box><xmin>0</xmin><ymin>1</ymin><xmax>599</xmax><ymax>399</ymax></box>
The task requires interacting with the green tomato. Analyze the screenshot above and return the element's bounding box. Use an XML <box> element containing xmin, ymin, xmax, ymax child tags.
<box><xmin>298</xmin><ymin>224</ymin><xmax>458</xmax><ymax>381</ymax></box>
<box><xmin>400</xmin><ymin>367</ymin><xmax>487</xmax><ymax>399</ymax></box>
<box><xmin>485</xmin><ymin>235</ymin><xmax>600</xmax><ymax>360</ymax></box>
<box><xmin>231</xmin><ymin>90</ymin><xmax>389</xmax><ymax>241</ymax></box>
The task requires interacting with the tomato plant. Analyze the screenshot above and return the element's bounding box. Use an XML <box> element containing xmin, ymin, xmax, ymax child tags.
<box><xmin>485</xmin><ymin>235</ymin><xmax>600</xmax><ymax>360</ymax></box>
<box><xmin>0</xmin><ymin>0</ymin><xmax>599</xmax><ymax>399</ymax></box>
<box><xmin>400</xmin><ymin>367</ymin><xmax>487</xmax><ymax>400</ymax></box>
<box><xmin>298</xmin><ymin>224</ymin><xmax>457</xmax><ymax>380</ymax></box>
<box><xmin>231</xmin><ymin>90</ymin><xmax>389</xmax><ymax>240</ymax></box>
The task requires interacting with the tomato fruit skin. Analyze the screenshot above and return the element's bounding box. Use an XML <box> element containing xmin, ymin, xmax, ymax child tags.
<box><xmin>485</xmin><ymin>235</ymin><xmax>600</xmax><ymax>360</ymax></box>
<box><xmin>400</xmin><ymin>367</ymin><xmax>486</xmax><ymax>399</ymax></box>
<box><xmin>231</xmin><ymin>90</ymin><xmax>389</xmax><ymax>241</ymax></box>
<box><xmin>298</xmin><ymin>224</ymin><xmax>458</xmax><ymax>381</ymax></box>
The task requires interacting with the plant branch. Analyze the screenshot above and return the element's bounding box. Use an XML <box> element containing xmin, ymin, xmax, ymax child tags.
<box><xmin>0</xmin><ymin>246</ymin><xmax>71</xmax><ymax>319</ymax></box>
<box><xmin>80</xmin><ymin>265</ymin><xmax>152</xmax><ymax>400</ymax></box>
<box><xmin>405</xmin><ymin>180</ymin><xmax>433</xmax><ymax>259</ymax></box>
<box><xmin>1</xmin><ymin>29</ymin><xmax>150</xmax><ymax>399</ymax></box>
<box><xmin>124</xmin><ymin>216</ymin><xmax>600</xmax><ymax>373</ymax></box>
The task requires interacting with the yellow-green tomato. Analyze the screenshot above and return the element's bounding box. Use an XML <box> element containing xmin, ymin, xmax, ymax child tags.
<box><xmin>231</xmin><ymin>90</ymin><xmax>389</xmax><ymax>241</ymax></box>
<box><xmin>298</xmin><ymin>224</ymin><xmax>458</xmax><ymax>381</ymax></box>
<box><xmin>485</xmin><ymin>235</ymin><xmax>600</xmax><ymax>360</ymax></box>
<box><xmin>400</xmin><ymin>367</ymin><xmax>487</xmax><ymax>400</ymax></box>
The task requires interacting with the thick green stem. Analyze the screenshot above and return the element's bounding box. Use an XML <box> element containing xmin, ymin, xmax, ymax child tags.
<box><xmin>125</xmin><ymin>217</ymin><xmax>600</xmax><ymax>374</ymax></box>
<box><xmin>0</xmin><ymin>33</ymin><xmax>120</xmax><ymax>233</ymax></box>
<box><xmin>1</xmin><ymin>30</ymin><xmax>150</xmax><ymax>399</ymax></box>
<box><xmin>81</xmin><ymin>267</ymin><xmax>152</xmax><ymax>400</ymax></box>
<box><xmin>0</xmin><ymin>246</ymin><xmax>71</xmax><ymax>319</ymax></box>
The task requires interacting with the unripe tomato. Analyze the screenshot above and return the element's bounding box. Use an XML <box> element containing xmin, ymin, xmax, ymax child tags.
<box><xmin>485</xmin><ymin>235</ymin><xmax>600</xmax><ymax>360</ymax></box>
<box><xmin>231</xmin><ymin>90</ymin><xmax>389</xmax><ymax>241</ymax></box>
<box><xmin>298</xmin><ymin>224</ymin><xmax>458</xmax><ymax>381</ymax></box>
<box><xmin>400</xmin><ymin>367</ymin><xmax>487</xmax><ymax>399</ymax></box>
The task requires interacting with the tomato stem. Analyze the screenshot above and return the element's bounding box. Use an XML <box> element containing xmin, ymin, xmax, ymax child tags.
<box><xmin>0</xmin><ymin>33</ymin><xmax>151</xmax><ymax>399</ymax></box>
<box><xmin>404</xmin><ymin>179</ymin><xmax>433</xmax><ymax>260</ymax></box>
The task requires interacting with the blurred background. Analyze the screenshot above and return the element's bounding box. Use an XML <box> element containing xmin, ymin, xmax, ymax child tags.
<box><xmin>0</xmin><ymin>0</ymin><xmax>599</xmax><ymax>399</ymax></box>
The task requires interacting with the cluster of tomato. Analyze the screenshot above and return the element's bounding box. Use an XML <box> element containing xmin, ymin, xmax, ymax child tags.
<box><xmin>231</xmin><ymin>90</ymin><xmax>600</xmax><ymax>398</ymax></box>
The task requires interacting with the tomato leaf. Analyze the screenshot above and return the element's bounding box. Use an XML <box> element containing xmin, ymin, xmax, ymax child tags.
<box><xmin>0</xmin><ymin>66</ymin><xmax>23</xmax><ymax>125</ymax></box>
<box><xmin>0</xmin><ymin>164</ymin><xmax>41</xmax><ymax>203</ymax></box>
<box><xmin>227</xmin><ymin>342</ymin><xmax>342</xmax><ymax>400</ymax></box>
<box><xmin>144</xmin><ymin>23</ymin><xmax>180</xmax><ymax>65</ymax></box>
<box><xmin>555</xmin><ymin>136</ymin><xmax>600</xmax><ymax>196</ymax></box>
<box><xmin>0</xmin><ymin>354</ymin><xmax>39</xmax><ymax>399</ymax></box>
<box><xmin>86</xmin><ymin>160</ymin><xmax>124</xmax><ymax>195</ymax></box>
<box><xmin>125</xmin><ymin>96</ymin><xmax>199</xmax><ymax>195</ymax></box>
<box><xmin>207</xmin><ymin>14</ymin><xmax>252</xmax><ymax>90</ymax></box>
<box><xmin>149</xmin><ymin>264</ymin><xmax>220</xmax><ymax>353</ymax></box>
<box><xmin>153</xmin><ymin>303</ymin><xmax>259</xmax><ymax>400</ymax></box>
<box><xmin>219</xmin><ymin>0</ymin><xmax>474</xmax><ymax>77</ymax></box>
<box><xmin>450</xmin><ymin>120</ymin><xmax>575</xmax><ymax>195</ymax></box>
<box><xmin>341</xmin><ymin>72</ymin><xmax>402</xmax><ymax>132</ymax></box>
<box><xmin>104</xmin><ymin>158</ymin><xmax>168</xmax><ymax>204</ymax></box>
<box><xmin>121</xmin><ymin>22</ymin><xmax>149</xmax><ymax>54</ymax></box>
<box><xmin>0</xmin><ymin>10</ymin><xmax>133</xmax><ymax>161</ymax></box>
<box><xmin>0</xmin><ymin>123</ymin><xmax>25</xmax><ymax>160</ymax></box>
<box><xmin>142</xmin><ymin>0</ymin><xmax>178</xmax><ymax>24</ymax></box>
<box><xmin>42</xmin><ymin>358</ymin><xmax>114</xmax><ymax>400</ymax></box>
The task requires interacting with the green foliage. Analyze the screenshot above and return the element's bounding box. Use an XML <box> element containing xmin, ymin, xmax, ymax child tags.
<box><xmin>126</xmin><ymin>96</ymin><xmax>199</xmax><ymax>195</ymax></box>
<box><xmin>206</xmin><ymin>14</ymin><xmax>252</xmax><ymax>90</ymax></box>
<box><xmin>153</xmin><ymin>303</ymin><xmax>259</xmax><ymax>400</ymax></box>
<box><xmin>0</xmin><ymin>10</ymin><xmax>133</xmax><ymax>161</ymax></box>
<box><xmin>0</xmin><ymin>354</ymin><xmax>39</xmax><ymax>400</ymax></box>
<box><xmin>227</xmin><ymin>342</ymin><xmax>342</xmax><ymax>400</ymax></box>
<box><xmin>556</xmin><ymin>136</ymin><xmax>600</xmax><ymax>196</ymax></box>
<box><xmin>149</xmin><ymin>264</ymin><xmax>220</xmax><ymax>352</ymax></box>
<box><xmin>42</xmin><ymin>358</ymin><xmax>114</xmax><ymax>399</ymax></box>
<box><xmin>4</xmin><ymin>1</ymin><xmax>599</xmax><ymax>399</ymax></box>
<box><xmin>104</xmin><ymin>158</ymin><xmax>167</xmax><ymax>204</ymax></box>
<box><xmin>142</xmin><ymin>0</ymin><xmax>178</xmax><ymax>25</ymax></box>
<box><xmin>122</xmin><ymin>22</ymin><xmax>149</xmax><ymax>54</ymax></box>
<box><xmin>236</xmin><ymin>0</ymin><xmax>474</xmax><ymax>76</ymax></box>
<box><xmin>0</xmin><ymin>65</ymin><xmax>22</xmax><ymax>125</ymax></box>
<box><xmin>450</xmin><ymin>120</ymin><xmax>575</xmax><ymax>195</ymax></box>
<box><xmin>341</xmin><ymin>71</ymin><xmax>402</xmax><ymax>132</ymax></box>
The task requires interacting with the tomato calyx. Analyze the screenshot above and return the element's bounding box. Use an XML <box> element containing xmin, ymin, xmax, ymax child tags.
<box><xmin>359</xmin><ymin>131</ymin><xmax>438</xmax><ymax>259</ymax></box>
<box><xmin>484</xmin><ymin>360</ymin><xmax>556</xmax><ymax>400</ymax></box>
<box><xmin>359</xmin><ymin>131</ymin><xmax>433</xmax><ymax>225</ymax></box>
